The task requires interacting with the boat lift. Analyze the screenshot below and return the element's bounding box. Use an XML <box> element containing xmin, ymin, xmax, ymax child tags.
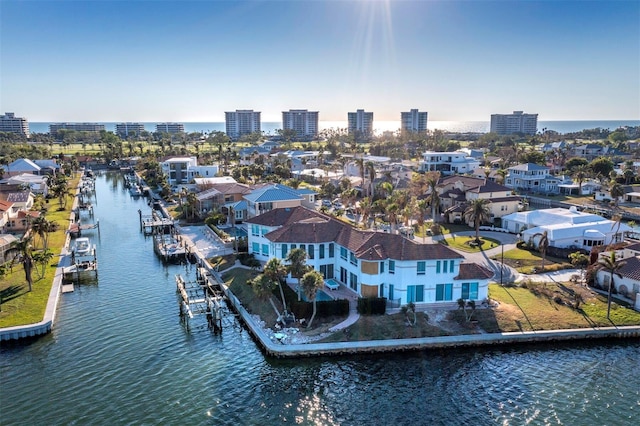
<box><xmin>175</xmin><ymin>272</ymin><xmax>226</xmax><ymax>334</ymax></box>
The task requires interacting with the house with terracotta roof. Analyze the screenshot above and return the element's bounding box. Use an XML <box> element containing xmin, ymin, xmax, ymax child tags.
<box><xmin>246</xmin><ymin>206</ymin><xmax>494</xmax><ymax>306</ymax></box>
<box><xmin>438</xmin><ymin>176</ymin><xmax>521</xmax><ymax>225</ymax></box>
<box><xmin>0</xmin><ymin>192</ymin><xmax>37</xmax><ymax>234</ymax></box>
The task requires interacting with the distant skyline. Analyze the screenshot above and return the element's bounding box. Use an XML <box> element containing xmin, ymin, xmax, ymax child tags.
<box><xmin>1</xmin><ymin>0</ymin><xmax>638</xmax><ymax>122</ymax></box>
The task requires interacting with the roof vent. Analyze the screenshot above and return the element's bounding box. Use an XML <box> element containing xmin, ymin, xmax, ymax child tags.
<box><xmin>569</xmin><ymin>206</ymin><xmax>578</xmax><ymax>213</ymax></box>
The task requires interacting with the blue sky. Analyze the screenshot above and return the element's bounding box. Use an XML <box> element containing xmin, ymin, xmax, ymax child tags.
<box><xmin>1</xmin><ymin>0</ymin><xmax>638</xmax><ymax>122</ymax></box>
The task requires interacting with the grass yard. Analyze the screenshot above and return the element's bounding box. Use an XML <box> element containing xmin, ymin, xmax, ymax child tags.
<box><xmin>223</xmin><ymin>268</ymin><xmax>280</xmax><ymax>326</ymax></box>
<box><xmin>488</xmin><ymin>282</ymin><xmax>640</xmax><ymax>332</ymax></box>
<box><xmin>440</xmin><ymin>235</ymin><xmax>502</xmax><ymax>252</ymax></box>
<box><xmin>0</xmin><ymin>177</ymin><xmax>78</xmax><ymax>327</ymax></box>
<box><xmin>493</xmin><ymin>247</ymin><xmax>572</xmax><ymax>273</ymax></box>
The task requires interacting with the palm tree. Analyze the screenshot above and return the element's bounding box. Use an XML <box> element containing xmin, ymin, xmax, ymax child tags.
<box><xmin>366</xmin><ymin>161</ymin><xmax>376</xmax><ymax>198</ymax></box>
<box><xmin>532</xmin><ymin>230</ymin><xmax>550</xmax><ymax>272</ymax></box>
<box><xmin>425</xmin><ymin>176</ymin><xmax>441</xmax><ymax>222</ymax></box>
<box><xmin>596</xmin><ymin>251</ymin><xmax>626</xmax><ymax>320</ymax></box>
<box><xmin>286</xmin><ymin>248</ymin><xmax>308</xmax><ymax>301</ymax></box>
<box><xmin>463</xmin><ymin>198</ymin><xmax>491</xmax><ymax>244</ymax></box>
<box><xmin>416</xmin><ymin>199</ymin><xmax>429</xmax><ymax>242</ymax></box>
<box><xmin>250</xmin><ymin>274</ymin><xmax>281</xmax><ymax>318</ymax></box>
<box><xmin>572</xmin><ymin>165</ymin><xmax>590</xmax><ymax>195</ymax></box>
<box><xmin>264</xmin><ymin>258</ymin><xmax>288</xmax><ymax>315</ymax></box>
<box><xmin>10</xmin><ymin>236</ymin><xmax>34</xmax><ymax>292</ymax></box>
<box><xmin>301</xmin><ymin>269</ymin><xmax>324</xmax><ymax>328</ymax></box>
<box><xmin>609</xmin><ymin>182</ymin><xmax>625</xmax><ymax>208</ymax></box>
<box><xmin>32</xmin><ymin>248</ymin><xmax>54</xmax><ymax>279</ymax></box>
<box><xmin>496</xmin><ymin>169</ymin><xmax>508</xmax><ymax>185</ymax></box>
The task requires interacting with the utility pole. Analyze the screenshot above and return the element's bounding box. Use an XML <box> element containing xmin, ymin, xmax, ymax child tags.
<box><xmin>500</xmin><ymin>243</ymin><xmax>504</xmax><ymax>286</ymax></box>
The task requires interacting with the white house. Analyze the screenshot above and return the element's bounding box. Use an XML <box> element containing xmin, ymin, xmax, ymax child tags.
<box><xmin>419</xmin><ymin>151</ymin><xmax>480</xmax><ymax>175</ymax></box>
<box><xmin>246</xmin><ymin>206</ymin><xmax>494</xmax><ymax>306</ymax></box>
<box><xmin>160</xmin><ymin>156</ymin><xmax>219</xmax><ymax>185</ymax></box>
<box><xmin>502</xmin><ymin>207</ymin><xmax>631</xmax><ymax>250</ymax></box>
<box><xmin>595</xmin><ymin>242</ymin><xmax>640</xmax><ymax>306</ymax></box>
<box><xmin>4</xmin><ymin>173</ymin><xmax>49</xmax><ymax>196</ymax></box>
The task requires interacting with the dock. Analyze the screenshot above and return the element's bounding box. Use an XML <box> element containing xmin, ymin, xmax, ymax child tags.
<box><xmin>139</xmin><ymin>209</ymin><xmax>174</xmax><ymax>235</ymax></box>
<box><xmin>153</xmin><ymin>233</ymin><xmax>189</xmax><ymax>263</ymax></box>
<box><xmin>175</xmin><ymin>273</ymin><xmax>224</xmax><ymax>333</ymax></box>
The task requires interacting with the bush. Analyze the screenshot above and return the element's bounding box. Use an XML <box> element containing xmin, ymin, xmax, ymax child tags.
<box><xmin>357</xmin><ymin>297</ymin><xmax>387</xmax><ymax>315</ymax></box>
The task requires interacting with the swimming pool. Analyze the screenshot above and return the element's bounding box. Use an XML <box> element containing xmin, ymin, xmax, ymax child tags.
<box><xmin>301</xmin><ymin>289</ymin><xmax>334</xmax><ymax>302</ymax></box>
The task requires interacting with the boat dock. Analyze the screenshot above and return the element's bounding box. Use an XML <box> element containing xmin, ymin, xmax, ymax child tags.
<box><xmin>153</xmin><ymin>233</ymin><xmax>189</xmax><ymax>263</ymax></box>
<box><xmin>139</xmin><ymin>209</ymin><xmax>174</xmax><ymax>235</ymax></box>
<box><xmin>176</xmin><ymin>273</ymin><xmax>224</xmax><ymax>333</ymax></box>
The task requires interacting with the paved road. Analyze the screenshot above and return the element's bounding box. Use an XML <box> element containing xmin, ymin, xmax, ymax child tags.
<box><xmin>444</xmin><ymin>231</ymin><xmax>581</xmax><ymax>284</ymax></box>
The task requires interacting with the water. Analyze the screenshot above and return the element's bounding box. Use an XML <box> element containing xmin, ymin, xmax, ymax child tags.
<box><xmin>1</xmin><ymin>173</ymin><xmax>639</xmax><ymax>425</ymax></box>
<box><xmin>28</xmin><ymin>120</ymin><xmax>640</xmax><ymax>136</ymax></box>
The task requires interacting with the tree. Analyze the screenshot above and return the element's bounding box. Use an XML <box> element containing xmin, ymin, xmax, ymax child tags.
<box><xmin>595</xmin><ymin>251</ymin><xmax>626</xmax><ymax>320</ymax></box>
<box><xmin>32</xmin><ymin>248</ymin><xmax>54</xmax><ymax>279</ymax></box>
<box><xmin>301</xmin><ymin>269</ymin><xmax>324</xmax><ymax>328</ymax></box>
<box><xmin>463</xmin><ymin>198</ymin><xmax>491</xmax><ymax>243</ymax></box>
<box><xmin>286</xmin><ymin>248</ymin><xmax>308</xmax><ymax>301</ymax></box>
<box><xmin>565</xmin><ymin>157</ymin><xmax>589</xmax><ymax>172</ymax></box>
<box><xmin>589</xmin><ymin>157</ymin><xmax>614</xmax><ymax>179</ymax></box>
<box><xmin>425</xmin><ymin>174</ymin><xmax>441</xmax><ymax>222</ymax></box>
<box><xmin>10</xmin><ymin>236</ymin><xmax>34</xmax><ymax>292</ymax></box>
<box><xmin>569</xmin><ymin>252</ymin><xmax>589</xmax><ymax>285</ymax></box>
<box><xmin>416</xmin><ymin>199</ymin><xmax>429</xmax><ymax>242</ymax></box>
<box><xmin>532</xmin><ymin>230</ymin><xmax>550</xmax><ymax>272</ymax></box>
<box><xmin>609</xmin><ymin>182</ymin><xmax>625</xmax><ymax>207</ymax></box>
<box><xmin>457</xmin><ymin>298</ymin><xmax>476</xmax><ymax>322</ymax></box>
<box><xmin>264</xmin><ymin>258</ymin><xmax>288</xmax><ymax>316</ymax></box>
<box><xmin>572</xmin><ymin>165</ymin><xmax>590</xmax><ymax>195</ymax></box>
<box><xmin>401</xmin><ymin>302</ymin><xmax>417</xmax><ymax>327</ymax></box>
<box><xmin>250</xmin><ymin>274</ymin><xmax>281</xmax><ymax>319</ymax></box>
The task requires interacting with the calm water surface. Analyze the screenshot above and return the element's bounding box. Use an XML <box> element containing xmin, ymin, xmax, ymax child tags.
<box><xmin>1</xmin><ymin>173</ymin><xmax>639</xmax><ymax>425</ymax></box>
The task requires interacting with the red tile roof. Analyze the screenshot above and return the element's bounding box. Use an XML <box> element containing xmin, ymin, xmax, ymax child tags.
<box><xmin>254</xmin><ymin>206</ymin><xmax>464</xmax><ymax>261</ymax></box>
<box><xmin>455</xmin><ymin>263</ymin><xmax>495</xmax><ymax>280</ymax></box>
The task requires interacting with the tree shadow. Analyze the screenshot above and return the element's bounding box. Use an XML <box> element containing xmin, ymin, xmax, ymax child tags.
<box><xmin>503</xmin><ymin>287</ymin><xmax>535</xmax><ymax>331</ymax></box>
<box><xmin>0</xmin><ymin>285</ymin><xmax>25</xmax><ymax>304</ymax></box>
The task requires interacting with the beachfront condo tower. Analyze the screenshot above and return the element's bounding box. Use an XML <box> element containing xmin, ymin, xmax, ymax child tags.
<box><xmin>155</xmin><ymin>123</ymin><xmax>185</xmax><ymax>134</ymax></box>
<box><xmin>490</xmin><ymin>111</ymin><xmax>538</xmax><ymax>135</ymax></box>
<box><xmin>347</xmin><ymin>109</ymin><xmax>374</xmax><ymax>141</ymax></box>
<box><xmin>116</xmin><ymin>123</ymin><xmax>146</xmax><ymax>138</ymax></box>
<box><xmin>0</xmin><ymin>112</ymin><xmax>30</xmax><ymax>137</ymax></box>
<box><xmin>282</xmin><ymin>109</ymin><xmax>319</xmax><ymax>141</ymax></box>
<box><xmin>225</xmin><ymin>110</ymin><xmax>261</xmax><ymax>140</ymax></box>
<box><xmin>401</xmin><ymin>109</ymin><xmax>428</xmax><ymax>133</ymax></box>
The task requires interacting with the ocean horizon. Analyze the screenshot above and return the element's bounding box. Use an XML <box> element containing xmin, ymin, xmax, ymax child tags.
<box><xmin>28</xmin><ymin>120</ymin><xmax>639</xmax><ymax>136</ymax></box>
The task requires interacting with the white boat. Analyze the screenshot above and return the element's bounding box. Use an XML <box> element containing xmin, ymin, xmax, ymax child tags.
<box><xmin>129</xmin><ymin>185</ymin><xmax>142</xmax><ymax>197</ymax></box>
<box><xmin>73</xmin><ymin>237</ymin><xmax>92</xmax><ymax>256</ymax></box>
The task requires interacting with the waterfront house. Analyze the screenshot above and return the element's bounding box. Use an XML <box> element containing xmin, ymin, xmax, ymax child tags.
<box><xmin>596</xmin><ymin>243</ymin><xmax>640</xmax><ymax>303</ymax></box>
<box><xmin>419</xmin><ymin>151</ymin><xmax>480</xmax><ymax>175</ymax></box>
<box><xmin>501</xmin><ymin>207</ymin><xmax>631</xmax><ymax>250</ymax></box>
<box><xmin>505</xmin><ymin>163</ymin><xmax>560</xmax><ymax>194</ymax></box>
<box><xmin>246</xmin><ymin>206</ymin><xmax>494</xmax><ymax>306</ymax></box>
<box><xmin>572</xmin><ymin>144</ymin><xmax>603</xmax><ymax>161</ymax></box>
<box><xmin>4</xmin><ymin>173</ymin><xmax>49</xmax><ymax>196</ymax></box>
<box><xmin>195</xmin><ymin>182</ymin><xmax>252</xmax><ymax>216</ymax></box>
<box><xmin>160</xmin><ymin>156</ymin><xmax>219</xmax><ymax>185</ymax></box>
<box><xmin>244</xmin><ymin>184</ymin><xmax>316</xmax><ymax>218</ymax></box>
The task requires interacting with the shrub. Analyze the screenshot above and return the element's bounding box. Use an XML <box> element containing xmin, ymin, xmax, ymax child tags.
<box><xmin>281</xmin><ymin>282</ymin><xmax>350</xmax><ymax>319</ymax></box>
<box><xmin>357</xmin><ymin>297</ymin><xmax>387</xmax><ymax>315</ymax></box>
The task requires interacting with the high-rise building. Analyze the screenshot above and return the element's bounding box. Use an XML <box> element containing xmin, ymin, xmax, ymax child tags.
<box><xmin>225</xmin><ymin>110</ymin><xmax>261</xmax><ymax>140</ymax></box>
<box><xmin>401</xmin><ymin>109</ymin><xmax>428</xmax><ymax>133</ymax></box>
<box><xmin>490</xmin><ymin>111</ymin><xmax>538</xmax><ymax>135</ymax></box>
<box><xmin>155</xmin><ymin>123</ymin><xmax>185</xmax><ymax>134</ymax></box>
<box><xmin>282</xmin><ymin>109</ymin><xmax>319</xmax><ymax>141</ymax></box>
<box><xmin>116</xmin><ymin>123</ymin><xmax>146</xmax><ymax>138</ymax></box>
<box><xmin>49</xmin><ymin>123</ymin><xmax>105</xmax><ymax>134</ymax></box>
<box><xmin>347</xmin><ymin>109</ymin><xmax>374</xmax><ymax>141</ymax></box>
<box><xmin>0</xmin><ymin>112</ymin><xmax>30</xmax><ymax>137</ymax></box>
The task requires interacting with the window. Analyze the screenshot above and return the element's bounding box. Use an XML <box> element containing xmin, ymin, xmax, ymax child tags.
<box><xmin>450</xmin><ymin>261</ymin><xmax>454</xmax><ymax>273</ymax></box>
<box><xmin>380</xmin><ymin>261</ymin><xmax>385</xmax><ymax>273</ymax></box>
<box><xmin>340</xmin><ymin>247</ymin><xmax>347</xmax><ymax>260</ymax></box>
<box><xmin>281</xmin><ymin>244</ymin><xmax>288</xmax><ymax>258</ymax></box>
<box><xmin>252</xmin><ymin>242</ymin><xmax>259</xmax><ymax>254</ymax></box>
<box><xmin>235</xmin><ymin>209</ymin><xmax>243</xmax><ymax>220</ymax></box>
<box><xmin>389</xmin><ymin>260</ymin><xmax>395</xmax><ymax>274</ymax></box>
<box><xmin>436</xmin><ymin>261</ymin><xmax>441</xmax><ymax>274</ymax></box>
<box><xmin>319</xmin><ymin>244</ymin><xmax>325</xmax><ymax>259</ymax></box>
<box><xmin>251</xmin><ymin>224</ymin><xmax>259</xmax><ymax>236</ymax></box>
<box><xmin>308</xmin><ymin>245</ymin><xmax>314</xmax><ymax>259</ymax></box>
<box><xmin>262</xmin><ymin>244</ymin><xmax>269</xmax><ymax>256</ymax></box>
<box><xmin>320</xmin><ymin>264</ymin><xmax>327</xmax><ymax>278</ymax></box>
<box><xmin>417</xmin><ymin>261</ymin><xmax>426</xmax><ymax>275</ymax></box>
<box><xmin>461</xmin><ymin>282</ymin><xmax>479</xmax><ymax>300</ymax></box>
<box><xmin>435</xmin><ymin>283</ymin><xmax>453</xmax><ymax>301</ymax></box>
<box><xmin>389</xmin><ymin>284</ymin><xmax>394</xmax><ymax>301</ymax></box>
<box><xmin>407</xmin><ymin>285</ymin><xmax>424</xmax><ymax>303</ymax></box>
<box><xmin>349</xmin><ymin>272</ymin><xmax>358</xmax><ymax>291</ymax></box>
<box><xmin>329</xmin><ymin>243</ymin><xmax>335</xmax><ymax>258</ymax></box>
<box><xmin>340</xmin><ymin>267</ymin><xmax>347</xmax><ymax>283</ymax></box>
<box><xmin>291</xmin><ymin>244</ymin><xmax>296</xmax><ymax>249</ymax></box>
<box><xmin>261</xmin><ymin>226</ymin><xmax>269</xmax><ymax>236</ymax></box>
<box><xmin>443</xmin><ymin>260</ymin><xmax>448</xmax><ymax>273</ymax></box>
<box><xmin>350</xmin><ymin>252</ymin><xmax>357</xmax><ymax>266</ymax></box>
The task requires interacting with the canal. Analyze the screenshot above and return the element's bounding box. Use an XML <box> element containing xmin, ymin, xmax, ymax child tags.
<box><xmin>1</xmin><ymin>172</ymin><xmax>639</xmax><ymax>425</ymax></box>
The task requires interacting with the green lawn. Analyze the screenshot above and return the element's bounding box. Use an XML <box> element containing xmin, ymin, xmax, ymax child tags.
<box><xmin>222</xmin><ymin>268</ymin><xmax>280</xmax><ymax>326</ymax></box>
<box><xmin>0</xmin><ymin>177</ymin><xmax>78</xmax><ymax>327</ymax></box>
<box><xmin>492</xmin><ymin>248</ymin><xmax>572</xmax><ymax>273</ymax></box>
<box><xmin>440</xmin><ymin>235</ymin><xmax>502</xmax><ymax>252</ymax></box>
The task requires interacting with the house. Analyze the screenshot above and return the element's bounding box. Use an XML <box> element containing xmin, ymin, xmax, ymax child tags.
<box><xmin>595</xmin><ymin>243</ymin><xmax>640</xmax><ymax>304</ymax></box>
<box><xmin>538</xmin><ymin>141</ymin><xmax>568</xmax><ymax>153</ymax></box>
<box><xmin>501</xmin><ymin>207</ymin><xmax>631</xmax><ymax>251</ymax></box>
<box><xmin>160</xmin><ymin>156</ymin><xmax>219</xmax><ymax>185</ymax></box>
<box><xmin>572</xmin><ymin>144</ymin><xmax>603</xmax><ymax>161</ymax></box>
<box><xmin>4</xmin><ymin>173</ymin><xmax>49</xmax><ymax>196</ymax></box>
<box><xmin>557</xmin><ymin>178</ymin><xmax>601</xmax><ymax>196</ymax></box>
<box><xmin>505</xmin><ymin>163</ymin><xmax>560</xmax><ymax>194</ymax></box>
<box><xmin>243</xmin><ymin>184</ymin><xmax>316</xmax><ymax>218</ymax></box>
<box><xmin>437</xmin><ymin>176</ymin><xmax>520</xmax><ymax>225</ymax></box>
<box><xmin>0</xmin><ymin>192</ymin><xmax>37</xmax><ymax>234</ymax></box>
<box><xmin>239</xmin><ymin>146</ymin><xmax>272</xmax><ymax>166</ymax></box>
<box><xmin>0</xmin><ymin>233</ymin><xmax>18</xmax><ymax>264</ymax></box>
<box><xmin>419</xmin><ymin>151</ymin><xmax>480</xmax><ymax>175</ymax></box>
<box><xmin>1</xmin><ymin>158</ymin><xmax>42</xmax><ymax>177</ymax></box>
<box><xmin>246</xmin><ymin>206</ymin><xmax>494</xmax><ymax>306</ymax></box>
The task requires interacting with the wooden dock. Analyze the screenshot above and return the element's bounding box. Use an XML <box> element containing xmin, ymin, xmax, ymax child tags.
<box><xmin>175</xmin><ymin>274</ymin><xmax>224</xmax><ymax>333</ymax></box>
<box><xmin>139</xmin><ymin>209</ymin><xmax>174</xmax><ymax>235</ymax></box>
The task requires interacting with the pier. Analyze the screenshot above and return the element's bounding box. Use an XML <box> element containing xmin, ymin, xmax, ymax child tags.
<box><xmin>176</xmin><ymin>272</ymin><xmax>224</xmax><ymax>333</ymax></box>
<box><xmin>139</xmin><ymin>209</ymin><xmax>175</xmax><ymax>235</ymax></box>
